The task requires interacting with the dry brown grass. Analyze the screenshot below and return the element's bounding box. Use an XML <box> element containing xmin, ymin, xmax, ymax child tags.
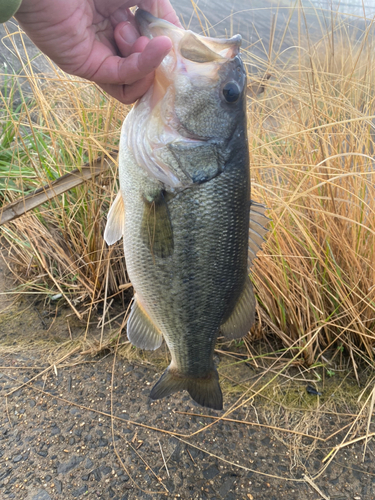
<box><xmin>245</xmin><ymin>5</ymin><xmax>375</xmax><ymax>370</ymax></box>
<box><xmin>1</xmin><ymin>4</ymin><xmax>375</xmax><ymax>490</ymax></box>
<box><xmin>0</xmin><ymin>28</ymin><xmax>129</xmax><ymax>312</ymax></box>
<box><xmin>0</xmin><ymin>4</ymin><xmax>375</xmax><ymax>372</ymax></box>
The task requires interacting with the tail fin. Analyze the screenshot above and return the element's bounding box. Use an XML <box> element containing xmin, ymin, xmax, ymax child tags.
<box><xmin>150</xmin><ymin>366</ymin><xmax>223</xmax><ymax>410</ymax></box>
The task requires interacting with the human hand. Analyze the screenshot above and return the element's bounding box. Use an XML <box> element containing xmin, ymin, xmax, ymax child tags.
<box><xmin>15</xmin><ymin>0</ymin><xmax>181</xmax><ymax>103</ymax></box>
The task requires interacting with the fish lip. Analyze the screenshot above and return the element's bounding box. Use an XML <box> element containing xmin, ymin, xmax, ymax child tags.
<box><xmin>135</xmin><ymin>8</ymin><xmax>242</xmax><ymax>60</ymax></box>
<box><xmin>135</xmin><ymin>8</ymin><xmax>177</xmax><ymax>37</ymax></box>
<box><xmin>135</xmin><ymin>9</ymin><xmax>155</xmax><ymax>36</ymax></box>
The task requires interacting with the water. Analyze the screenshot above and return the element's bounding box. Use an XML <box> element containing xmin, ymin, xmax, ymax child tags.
<box><xmin>310</xmin><ymin>0</ymin><xmax>375</xmax><ymax>17</ymax></box>
<box><xmin>173</xmin><ymin>0</ymin><xmax>296</xmax><ymax>66</ymax></box>
<box><xmin>172</xmin><ymin>0</ymin><xmax>369</xmax><ymax>69</ymax></box>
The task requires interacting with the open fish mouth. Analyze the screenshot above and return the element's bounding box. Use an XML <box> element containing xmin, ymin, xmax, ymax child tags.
<box><xmin>122</xmin><ymin>9</ymin><xmax>244</xmax><ymax>189</ymax></box>
<box><xmin>135</xmin><ymin>8</ymin><xmax>242</xmax><ymax>114</ymax></box>
<box><xmin>136</xmin><ymin>9</ymin><xmax>241</xmax><ymax>62</ymax></box>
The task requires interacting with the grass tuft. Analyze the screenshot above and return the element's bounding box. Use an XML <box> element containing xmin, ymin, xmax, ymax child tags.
<box><xmin>245</xmin><ymin>3</ymin><xmax>375</xmax><ymax>369</ymax></box>
<box><xmin>1</xmin><ymin>4</ymin><xmax>375</xmax><ymax>371</ymax></box>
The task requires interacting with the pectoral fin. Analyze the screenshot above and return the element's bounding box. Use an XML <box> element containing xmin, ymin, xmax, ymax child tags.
<box><xmin>142</xmin><ymin>188</ymin><xmax>174</xmax><ymax>259</ymax></box>
<box><xmin>104</xmin><ymin>191</ymin><xmax>125</xmax><ymax>245</ymax></box>
<box><xmin>127</xmin><ymin>297</ymin><xmax>163</xmax><ymax>350</ymax></box>
<box><xmin>220</xmin><ymin>276</ymin><xmax>256</xmax><ymax>339</ymax></box>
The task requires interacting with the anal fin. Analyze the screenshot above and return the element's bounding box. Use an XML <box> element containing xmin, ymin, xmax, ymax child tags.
<box><xmin>104</xmin><ymin>191</ymin><xmax>125</xmax><ymax>245</ymax></box>
<box><xmin>220</xmin><ymin>276</ymin><xmax>256</xmax><ymax>340</ymax></box>
<box><xmin>127</xmin><ymin>298</ymin><xmax>163</xmax><ymax>350</ymax></box>
<box><xmin>150</xmin><ymin>366</ymin><xmax>223</xmax><ymax>410</ymax></box>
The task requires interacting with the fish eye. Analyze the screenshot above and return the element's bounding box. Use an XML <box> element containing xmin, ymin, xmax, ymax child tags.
<box><xmin>222</xmin><ymin>82</ymin><xmax>241</xmax><ymax>103</ymax></box>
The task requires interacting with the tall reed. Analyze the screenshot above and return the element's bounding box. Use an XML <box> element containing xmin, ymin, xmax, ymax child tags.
<box><xmin>1</xmin><ymin>4</ymin><xmax>374</xmax><ymax>366</ymax></box>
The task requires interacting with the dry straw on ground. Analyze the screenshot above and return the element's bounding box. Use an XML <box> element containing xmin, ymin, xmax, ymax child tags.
<box><xmin>247</xmin><ymin>4</ymin><xmax>375</xmax><ymax>370</ymax></box>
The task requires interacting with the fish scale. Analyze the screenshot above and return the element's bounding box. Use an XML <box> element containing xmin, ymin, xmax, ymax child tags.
<box><xmin>121</xmin><ymin>140</ymin><xmax>249</xmax><ymax>373</ymax></box>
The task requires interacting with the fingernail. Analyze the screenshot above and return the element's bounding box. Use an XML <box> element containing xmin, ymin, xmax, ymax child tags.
<box><xmin>120</xmin><ymin>23</ymin><xmax>138</xmax><ymax>45</ymax></box>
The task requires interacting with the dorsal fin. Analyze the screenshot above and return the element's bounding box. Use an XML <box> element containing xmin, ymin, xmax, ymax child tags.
<box><xmin>104</xmin><ymin>191</ymin><xmax>125</xmax><ymax>245</ymax></box>
<box><xmin>248</xmin><ymin>200</ymin><xmax>270</xmax><ymax>269</ymax></box>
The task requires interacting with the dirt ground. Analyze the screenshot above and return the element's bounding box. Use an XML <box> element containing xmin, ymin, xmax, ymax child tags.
<box><xmin>1</xmin><ymin>256</ymin><xmax>375</xmax><ymax>500</ymax></box>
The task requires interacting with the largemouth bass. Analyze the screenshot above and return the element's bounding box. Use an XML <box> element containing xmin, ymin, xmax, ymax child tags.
<box><xmin>105</xmin><ymin>9</ymin><xmax>268</xmax><ymax>410</ymax></box>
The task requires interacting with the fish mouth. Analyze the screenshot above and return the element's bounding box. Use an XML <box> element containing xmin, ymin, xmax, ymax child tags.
<box><xmin>136</xmin><ymin>9</ymin><xmax>241</xmax><ymax>60</ymax></box>
<box><xmin>125</xmin><ymin>10</ymin><xmax>243</xmax><ymax>189</ymax></box>
<box><xmin>135</xmin><ymin>8</ymin><xmax>242</xmax><ymax>118</ymax></box>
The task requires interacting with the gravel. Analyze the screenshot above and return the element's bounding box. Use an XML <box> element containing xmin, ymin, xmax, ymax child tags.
<box><xmin>0</xmin><ymin>354</ymin><xmax>374</xmax><ymax>500</ymax></box>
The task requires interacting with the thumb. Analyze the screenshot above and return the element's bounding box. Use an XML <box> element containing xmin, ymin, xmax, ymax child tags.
<box><xmin>90</xmin><ymin>36</ymin><xmax>172</xmax><ymax>86</ymax></box>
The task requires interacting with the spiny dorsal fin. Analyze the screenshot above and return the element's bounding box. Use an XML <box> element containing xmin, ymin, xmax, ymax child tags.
<box><xmin>104</xmin><ymin>191</ymin><xmax>125</xmax><ymax>245</ymax></box>
<box><xmin>248</xmin><ymin>200</ymin><xmax>270</xmax><ymax>269</ymax></box>
<box><xmin>127</xmin><ymin>297</ymin><xmax>163</xmax><ymax>350</ymax></box>
<box><xmin>220</xmin><ymin>276</ymin><xmax>256</xmax><ymax>340</ymax></box>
